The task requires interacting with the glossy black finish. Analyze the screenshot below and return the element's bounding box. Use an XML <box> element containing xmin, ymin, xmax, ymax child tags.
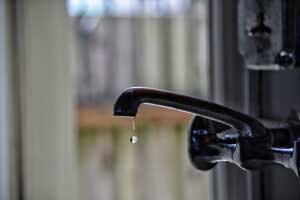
<box><xmin>114</xmin><ymin>87</ymin><xmax>300</xmax><ymax>177</ymax></box>
<box><xmin>114</xmin><ymin>87</ymin><xmax>268</xmax><ymax>138</ymax></box>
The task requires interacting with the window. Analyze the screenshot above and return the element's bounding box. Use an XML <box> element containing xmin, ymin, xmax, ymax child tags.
<box><xmin>67</xmin><ymin>0</ymin><xmax>191</xmax><ymax>16</ymax></box>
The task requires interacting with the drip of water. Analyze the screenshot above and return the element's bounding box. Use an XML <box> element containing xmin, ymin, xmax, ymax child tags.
<box><xmin>130</xmin><ymin>135</ymin><xmax>138</xmax><ymax>144</ymax></box>
<box><xmin>130</xmin><ymin>118</ymin><xmax>138</xmax><ymax>144</ymax></box>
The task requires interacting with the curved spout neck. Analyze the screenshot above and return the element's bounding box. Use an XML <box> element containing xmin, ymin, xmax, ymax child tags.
<box><xmin>114</xmin><ymin>87</ymin><xmax>268</xmax><ymax>139</ymax></box>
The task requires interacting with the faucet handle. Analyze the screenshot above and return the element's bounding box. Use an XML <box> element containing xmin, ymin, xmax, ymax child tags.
<box><xmin>188</xmin><ymin>116</ymin><xmax>237</xmax><ymax>171</ymax></box>
<box><xmin>188</xmin><ymin>115</ymin><xmax>300</xmax><ymax>177</ymax></box>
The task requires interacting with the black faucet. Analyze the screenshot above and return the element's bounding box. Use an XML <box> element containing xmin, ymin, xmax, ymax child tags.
<box><xmin>113</xmin><ymin>87</ymin><xmax>300</xmax><ymax>177</ymax></box>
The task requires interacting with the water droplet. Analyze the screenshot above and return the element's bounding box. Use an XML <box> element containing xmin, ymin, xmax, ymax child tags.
<box><xmin>132</xmin><ymin>119</ymin><xmax>135</xmax><ymax>131</ymax></box>
<box><xmin>130</xmin><ymin>135</ymin><xmax>138</xmax><ymax>144</ymax></box>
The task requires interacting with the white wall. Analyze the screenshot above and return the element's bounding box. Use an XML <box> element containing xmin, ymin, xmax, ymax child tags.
<box><xmin>19</xmin><ymin>1</ymin><xmax>79</xmax><ymax>199</ymax></box>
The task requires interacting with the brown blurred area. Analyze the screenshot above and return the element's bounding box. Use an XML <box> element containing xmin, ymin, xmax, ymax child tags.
<box><xmin>78</xmin><ymin>105</ymin><xmax>191</xmax><ymax>130</ymax></box>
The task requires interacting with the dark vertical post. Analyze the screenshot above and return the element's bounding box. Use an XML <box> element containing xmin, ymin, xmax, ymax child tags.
<box><xmin>208</xmin><ymin>0</ymin><xmax>263</xmax><ymax>200</ymax></box>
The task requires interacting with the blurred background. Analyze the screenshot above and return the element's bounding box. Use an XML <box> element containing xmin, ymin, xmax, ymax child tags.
<box><xmin>0</xmin><ymin>0</ymin><xmax>212</xmax><ymax>200</ymax></box>
<box><xmin>74</xmin><ymin>0</ymin><xmax>211</xmax><ymax>200</ymax></box>
<box><xmin>4</xmin><ymin>1</ymin><xmax>300</xmax><ymax>200</ymax></box>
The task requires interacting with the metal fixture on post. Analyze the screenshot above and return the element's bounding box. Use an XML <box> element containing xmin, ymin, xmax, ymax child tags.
<box><xmin>238</xmin><ymin>0</ymin><xmax>300</xmax><ymax>70</ymax></box>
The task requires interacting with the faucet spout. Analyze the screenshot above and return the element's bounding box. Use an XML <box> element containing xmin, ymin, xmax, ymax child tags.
<box><xmin>114</xmin><ymin>87</ymin><xmax>275</xmax><ymax>170</ymax></box>
<box><xmin>114</xmin><ymin>87</ymin><xmax>267</xmax><ymax>139</ymax></box>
